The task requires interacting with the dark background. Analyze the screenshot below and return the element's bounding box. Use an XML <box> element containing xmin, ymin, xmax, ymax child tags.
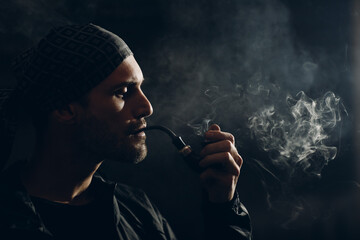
<box><xmin>0</xmin><ymin>0</ymin><xmax>358</xmax><ymax>239</ymax></box>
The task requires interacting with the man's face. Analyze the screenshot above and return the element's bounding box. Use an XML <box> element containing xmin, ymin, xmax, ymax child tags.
<box><xmin>75</xmin><ymin>55</ymin><xmax>153</xmax><ymax>164</ymax></box>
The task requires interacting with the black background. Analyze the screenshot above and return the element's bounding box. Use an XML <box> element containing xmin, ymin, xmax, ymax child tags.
<box><xmin>0</xmin><ymin>0</ymin><xmax>357</xmax><ymax>239</ymax></box>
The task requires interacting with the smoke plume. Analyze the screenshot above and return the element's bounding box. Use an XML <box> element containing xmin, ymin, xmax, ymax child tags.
<box><xmin>249</xmin><ymin>91</ymin><xmax>346</xmax><ymax>177</ymax></box>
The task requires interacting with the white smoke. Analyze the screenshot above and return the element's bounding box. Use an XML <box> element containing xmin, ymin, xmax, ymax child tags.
<box><xmin>249</xmin><ymin>91</ymin><xmax>346</xmax><ymax>177</ymax></box>
<box><xmin>183</xmin><ymin>86</ymin><xmax>233</xmax><ymax>136</ymax></box>
<box><xmin>187</xmin><ymin>118</ymin><xmax>211</xmax><ymax>136</ymax></box>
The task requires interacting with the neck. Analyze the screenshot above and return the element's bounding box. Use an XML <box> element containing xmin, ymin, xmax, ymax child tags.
<box><xmin>21</xmin><ymin>127</ymin><xmax>103</xmax><ymax>206</ymax></box>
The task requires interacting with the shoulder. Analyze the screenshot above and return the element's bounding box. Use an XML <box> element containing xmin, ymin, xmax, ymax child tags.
<box><xmin>0</xmin><ymin>165</ymin><xmax>40</xmax><ymax>233</ymax></box>
<box><xmin>0</xmin><ymin>165</ymin><xmax>27</xmax><ymax>205</ymax></box>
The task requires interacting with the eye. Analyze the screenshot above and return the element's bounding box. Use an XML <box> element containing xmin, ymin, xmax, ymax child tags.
<box><xmin>114</xmin><ymin>88</ymin><xmax>127</xmax><ymax>98</ymax></box>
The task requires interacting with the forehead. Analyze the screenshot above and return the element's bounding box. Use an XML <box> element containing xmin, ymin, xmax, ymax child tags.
<box><xmin>95</xmin><ymin>55</ymin><xmax>143</xmax><ymax>90</ymax></box>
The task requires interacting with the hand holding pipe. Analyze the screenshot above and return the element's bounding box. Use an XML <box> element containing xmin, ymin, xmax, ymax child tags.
<box><xmin>136</xmin><ymin>125</ymin><xmax>218</xmax><ymax>172</ymax></box>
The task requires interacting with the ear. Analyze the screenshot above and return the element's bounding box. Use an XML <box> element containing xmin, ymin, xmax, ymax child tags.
<box><xmin>52</xmin><ymin>104</ymin><xmax>79</xmax><ymax>124</ymax></box>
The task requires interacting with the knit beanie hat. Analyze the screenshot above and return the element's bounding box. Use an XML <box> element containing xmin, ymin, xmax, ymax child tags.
<box><xmin>0</xmin><ymin>23</ymin><xmax>133</xmax><ymax>167</ymax></box>
<box><xmin>11</xmin><ymin>23</ymin><xmax>133</xmax><ymax>112</ymax></box>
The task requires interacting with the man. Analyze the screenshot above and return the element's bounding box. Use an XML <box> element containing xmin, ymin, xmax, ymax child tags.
<box><xmin>0</xmin><ymin>23</ymin><xmax>251</xmax><ymax>239</ymax></box>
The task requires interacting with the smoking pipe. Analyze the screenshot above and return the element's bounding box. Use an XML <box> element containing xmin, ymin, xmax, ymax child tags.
<box><xmin>135</xmin><ymin>125</ymin><xmax>203</xmax><ymax>172</ymax></box>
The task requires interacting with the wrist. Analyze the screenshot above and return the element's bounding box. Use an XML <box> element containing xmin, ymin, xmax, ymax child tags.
<box><xmin>202</xmin><ymin>191</ymin><xmax>246</xmax><ymax>220</ymax></box>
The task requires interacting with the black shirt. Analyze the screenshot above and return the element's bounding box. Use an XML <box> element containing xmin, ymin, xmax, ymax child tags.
<box><xmin>0</xmin><ymin>164</ymin><xmax>252</xmax><ymax>240</ymax></box>
<box><xmin>31</xmin><ymin>188</ymin><xmax>117</xmax><ymax>240</ymax></box>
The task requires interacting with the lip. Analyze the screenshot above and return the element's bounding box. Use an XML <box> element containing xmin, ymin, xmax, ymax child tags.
<box><xmin>135</xmin><ymin>131</ymin><xmax>146</xmax><ymax>137</ymax></box>
<box><xmin>132</xmin><ymin>125</ymin><xmax>147</xmax><ymax>135</ymax></box>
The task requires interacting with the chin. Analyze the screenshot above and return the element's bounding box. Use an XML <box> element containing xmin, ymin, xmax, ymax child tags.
<box><xmin>107</xmin><ymin>140</ymin><xmax>148</xmax><ymax>164</ymax></box>
<box><xmin>132</xmin><ymin>144</ymin><xmax>148</xmax><ymax>164</ymax></box>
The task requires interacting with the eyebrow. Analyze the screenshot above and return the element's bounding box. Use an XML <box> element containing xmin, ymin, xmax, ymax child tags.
<box><xmin>111</xmin><ymin>78</ymin><xmax>145</xmax><ymax>90</ymax></box>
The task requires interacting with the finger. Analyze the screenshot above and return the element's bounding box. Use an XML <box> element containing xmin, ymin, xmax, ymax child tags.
<box><xmin>235</xmin><ymin>153</ymin><xmax>243</xmax><ymax>168</ymax></box>
<box><xmin>200</xmin><ymin>140</ymin><xmax>237</xmax><ymax>157</ymax></box>
<box><xmin>199</xmin><ymin>152</ymin><xmax>240</xmax><ymax>176</ymax></box>
<box><xmin>204</xmin><ymin>131</ymin><xmax>235</xmax><ymax>144</ymax></box>
<box><xmin>208</xmin><ymin>124</ymin><xmax>221</xmax><ymax>131</ymax></box>
<box><xmin>200</xmin><ymin>140</ymin><xmax>244</xmax><ymax>168</ymax></box>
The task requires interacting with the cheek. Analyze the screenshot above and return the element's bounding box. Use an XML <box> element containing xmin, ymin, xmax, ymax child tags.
<box><xmin>88</xmin><ymin>97</ymin><xmax>133</xmax><ymax>128</ymax></box>
<box><xmin>107</xmin><ymin>101</ymin><xmax>132</xmax><ymax>126</ymax></box>
<box><xmin>112</xmin><ymin>97</ymin><xmax>125</xmax><ymax>111</ymax></box>
<box><xmin>92</xmin><ymin>98</ymin><xmax>125</xmax><ymax>116</ymax></box>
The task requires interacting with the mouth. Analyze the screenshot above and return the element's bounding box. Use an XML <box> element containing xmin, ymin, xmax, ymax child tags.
<box><xmin>131</xmin><ymin>125</ymin><xmax>147</xmax><ymax>136</ymax></box>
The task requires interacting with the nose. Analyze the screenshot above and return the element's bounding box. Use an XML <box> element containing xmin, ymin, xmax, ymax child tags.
<box><xmin>134</xmin><ymin>89</ymin><xmax>153</xmax><ymax>119</ymax></box>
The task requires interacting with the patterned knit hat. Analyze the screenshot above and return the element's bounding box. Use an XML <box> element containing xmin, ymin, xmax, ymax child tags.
<box><xmin>11</xmin><ymin>23</ymin><xmax>133</xmax><ymax>112</ymax></box>
<box><xmin>0</xmin><ymin>23</ymin><xmax>133</xmax><ymax>165</ymax></box>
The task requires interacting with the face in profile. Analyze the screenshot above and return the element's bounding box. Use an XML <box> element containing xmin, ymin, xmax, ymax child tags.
<box><xmin>74</xmin><ymin>55</ymin><xmax>153</xmax><ymax>164</ymax></box>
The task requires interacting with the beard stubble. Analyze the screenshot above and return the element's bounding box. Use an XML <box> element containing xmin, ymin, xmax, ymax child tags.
<box><xmin>74</xmin><ymin>113</ymin><xmax>148</xmax><ymax>164</ymax></box>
